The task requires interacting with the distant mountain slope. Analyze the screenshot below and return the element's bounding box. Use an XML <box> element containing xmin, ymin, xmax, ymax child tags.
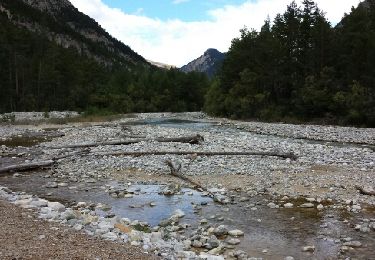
<box><xmin>0</xmin><ymin>0</ymin><xmax>147</xmax><ymax>66</ymax></box>
<box><xmin>180</xmin><ymin>48</ymin><xmax>226</xmax><ymax>78</ymax></box>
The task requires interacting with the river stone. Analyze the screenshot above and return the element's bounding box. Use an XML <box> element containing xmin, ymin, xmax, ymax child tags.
<box><xmin>14</xmin><ymin>198</ymin><xmax>32</xmax><ymax>207</ymax></box>
<box><xmin>30</xmin><ymin>199</ymin><xmax>48</xmax><ymax>207</ymax></box>
<box><xmin>183</xmin><ymin>240</ymin><xmax>192</xmax><ymax>250</ymax></box>
<box><xmin>60</xmin><ymin>209</ymin><xmax>76</xmax><ymax>220</ymax></box>
<box><xmin>76</xmin><ymin>202</ymin><xmax>87</xmax><ymax>208</ymax></box>
<box><xmin>102</xmin><ymin>232</ymin><xmax>118</xmax><ymax>241</ymax></box>
<box><xmin>205</xmin><ymin>236</ymin><xmax>220</xmax><ymax>249</ymax></box>
<box><xmin>98</xmin><ymin>221</ymin><xmax>114</xmax><ymax>231</ymax></box>
<box><xmin>267</xmin><ymin>202</ymin><xmax>278</xmax><ymax>208</ymax></box>
<box><xmin>302</xmin><ymin>246</ymin><xmax>315</xmax><ymax>252</ymax></box>
<box><xmin>47</xmin><ymin>201</ymin><xmax>65</xmax><ymax>212</ymax></box>
<box><xmin>150</xmin><ymin>232</ymin><xmax>162</xmax><ymax>243</ymax></box>
<box><xmin>213</xmin><ymin>225</ymin><xmax>228</xmax><ymax>236</ymax></box>
<box><xmin>343</xmin><ymin>241</ymin><xmax>362</xmax><ymax>247</ymax></box>
<box><xmin>284</xmin><ymin>203</ymin><xmax>294</xmax><ymax>208</ymax></box>
<box><xmin>174</xmin><ymin>209</ymin><xmax>185</xmax><ymax>218</ymax></box>
<box><xmin>300</xmin><ymin>203</ymin><xmax>315</xmax><ymax>208</ymax></box>
<box><xmin>46</xmin><ymin>182</ymin><xmax>58</xmax><ymax>188</ymax></box>
<box><xmin>227</xmin><ymin>238</ymin><xmax>241</xmax><ymax>245</ymax></box>
<box><xmin>228</xmin><ymin>229</ymin><xmax>244</xmax><ymax>237</ymax></box>
<box><xmin>192</xmin><ymin>240</ymin><xmax>203</xmax><ymax>248</ymax></box>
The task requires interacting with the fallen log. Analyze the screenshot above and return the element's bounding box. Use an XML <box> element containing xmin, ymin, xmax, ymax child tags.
<box><xmin>155</xmin><ymin>134</ymin><xmax>204</xmax><ymax>145</ymax></box>
<box><xmin>0</xmin><ymin>160</ymin><xmax>54</xmax><ymax>174</ymax></box>
<box><xmin>355</xmin><ymin>185</ymin><xmax>375</xmax><ymax>196</ymax></box>
<box><xmin>49</xmin><ymin>139</ymin><xmax>143</xmax><ymax>149</ymax></box>
<box><xmin>102</xmin><ymin>151</ymin><xmax>297</xmax><ymax>160</ymax></box>
<box><xmin>48</xmin><ymin>134</ymin><xmax>204</xmax><ymax>149</ymax></box>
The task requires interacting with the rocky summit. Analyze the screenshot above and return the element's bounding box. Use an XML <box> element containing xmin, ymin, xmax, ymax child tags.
<box><xmin>180</xmin><ymin>48</ymin><xmax>226</xmax><ymax>78</ymax></box>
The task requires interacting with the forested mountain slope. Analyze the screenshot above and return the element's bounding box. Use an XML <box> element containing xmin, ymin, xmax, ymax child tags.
<box><xmin>0</xmin><ymin>0</ymin><xmax>209</xmax><ymax>113</ymax></box>
<box><xmin>204</xmin><ymin>0</ymin><xmax>375</xmax><ymax>127</ymax></box>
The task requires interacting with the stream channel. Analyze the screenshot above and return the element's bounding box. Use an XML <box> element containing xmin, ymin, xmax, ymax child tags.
<box><xmin>0</xmin><ymin>118</ymin><xmax>374</xmax><ymax>259</ymax></box>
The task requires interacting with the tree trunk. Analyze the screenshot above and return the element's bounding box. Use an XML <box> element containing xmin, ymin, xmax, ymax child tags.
<box><xmin>104</xmin><ymin>151</ymin><xmax>297</xmax><ymax>160</ymax></box>
<box><xmin>0</xmin><ymin>160</ymin><xmax>54</xmax><ymax>174</ymax></box>
<box><xmin>48</xmin><ymin>135</ymin><xmax>205</xmax><ymax>149</ymax></box>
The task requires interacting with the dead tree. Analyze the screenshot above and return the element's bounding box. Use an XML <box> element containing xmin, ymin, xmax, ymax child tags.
<box><xmin>103</xmin><ymin>151</ymin><xmax>297</xmax><ymax>160</ymax></box>
<box><xmin>0</xmin><ymin>160</ymin><xmax>54</xmax><ymax>174</ymax></box>
<box><xmin>164</xmin><ymin>159</ymin><xmax>225</xmax><ymax>204</ymax></box>
<box><xmin>48</xmin><ymin>134</ymin><xmax>204</xmax><ymax>149</ymax></box>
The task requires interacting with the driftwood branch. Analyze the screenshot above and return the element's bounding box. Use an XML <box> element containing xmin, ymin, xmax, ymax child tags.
<box><xmin>165</xmin><ymin>159</ymin><xmax>225</xmax><ymax>204</ymax></box>
<box><xmin>102</xmin><ymin>151</ymin><xmax>297</xmax><ymax>160</ymax></box>
<box><xmin>48</xmin><ymin>134</ymin><xmax>204</xmax><ymax>149</ymax></box>
<box><xmin>356</xmin><ymin>185</ymin><xmax>375</xmax><ymax>196</ymax></box>
<box><xmin>156</xmin><ymin>134</ymin><xmax>204</xmax><ymax>145</ymax></box>
<box><xmin>0</xmin><ymin>160</ymin><xmax>54</xmax><ymax>174</ymax></box>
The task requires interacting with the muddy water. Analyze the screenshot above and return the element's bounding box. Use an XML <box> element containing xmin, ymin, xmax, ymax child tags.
<box><xmin>1</xmin><ymin>171</ymin><xmax>374</xmax><ymax>259</ymax></box>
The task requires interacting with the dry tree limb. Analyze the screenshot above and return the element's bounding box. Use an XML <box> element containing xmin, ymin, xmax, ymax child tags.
<box><xmin>102</xmin><ymin>151</ymin><xmax>297</xmax><ymax>160</ymax></box>
<box><xmin>48</xmin><ymin>134</ymin><xmax>204</xmax><ymax>149</ymax></box>
<box><xmin>164</xmin><ymin>159</ymin><xmax>225</xmax><ymax>204</ymax></box>
<box><xmin>48</xmin><ymin>140</ymin><xmax>142</xmax><ymax>149</ymax></box>
<box><xmin>355</xmin><ymin>185</ymin><xmax>375</xmax><ymax>196</ymax></box>
<box><xmin>156</xmin><ymin>134</ymin><xmax>204</xmax><ymax>145</ymax></box>
<box><xmin>0</xmin><ymin>160</ymin><xmax>54</xmax><ymax>174</ymax></box>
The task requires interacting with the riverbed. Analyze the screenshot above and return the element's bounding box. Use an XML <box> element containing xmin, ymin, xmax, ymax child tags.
<box><xmin>0</xmin><ymin>112</ymin><xmax>374</xmax><ymax>259</ymax></box>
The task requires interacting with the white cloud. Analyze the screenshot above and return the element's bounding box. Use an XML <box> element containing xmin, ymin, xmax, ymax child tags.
<box><xmin>70</xmin><ymin>0</ymin><xmax>361</xmax><ymax>67</ymax></box>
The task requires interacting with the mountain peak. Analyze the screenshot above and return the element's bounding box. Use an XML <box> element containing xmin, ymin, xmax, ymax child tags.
<box><xmin>21</xmin><ymin>0</ymin><xmax>73</xmax><ymax>14</ymax></box>
<box><xmin>204</xmin><ymin>48</ymin><xmax>221</xmax><ymax>56</ymax></box>
<box><xmin>180</xmin><ymin>49</ymin><xmax>226</xmax><ymax>78</ymax></box>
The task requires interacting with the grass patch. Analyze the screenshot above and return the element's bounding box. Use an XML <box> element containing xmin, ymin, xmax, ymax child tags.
<box><xmin>132</xmin><ymin>224</ymin><xmax>151</xmax><ymax>233</ymax></box>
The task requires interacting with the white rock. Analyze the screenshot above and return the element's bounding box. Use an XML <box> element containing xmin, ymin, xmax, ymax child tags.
<box><xmin>227</xmin><ymin>238</ymin><xmax>241</xmax><ymax>245</ymax></box>
<box><xmin>47</xmin><ymin>202</ymin><xmax>66</xmax><ymax>212</ymax></box>
<box><xmin>228</xmin><ymin>229</ymin><xmax>244</xmax><ymax>237</ymax></box>
<box><xmin>302</xmin><ymin>246</ymin><xmax>315</xmax><ymax>252</ymax></box>
<box><xmin>102</xmin><ymin>232</ymin><xmax>118</xmax><ymax>241</ymax></box>
<box><xmin>284</xmin><ymin>203</ymin><xmax>294</xmax><ymax>208</ymax></box>
<box><xmin>300</xmin><ymin>203</ymin><xmax>315</xmax><ymax>208</ymax></box>
<box><xmin>174</xmin><ymin>209</ymin><xmax>185</xmax><ymax>218</ymax></box>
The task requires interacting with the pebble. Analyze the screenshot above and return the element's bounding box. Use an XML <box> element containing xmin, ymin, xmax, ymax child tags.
<box><xmin>284</xmin><ymin>203</ymin><xmax>294</xmax><ymax>208</ymax></box>
<box><xmin>227</xmin><ymin>238</ymin><xmax>241</xmax><ymax>245</ymax></box>
<box><xmin>228</xmin><ymin>230</ymin><xmax>244</xmax><ymax>237</ymax></box>
<box><xmin>300</xmin><ymin>203</ymin><xmax>315</xmax><ymax>208</ymax></box>
<box><xmin>302</xmin><ymin>246</ymin><xmax>315</xmax><ymax>252</ymax></box>
<box><xmin>343</xmin><ymin>241</ymin><xmax>362</xmax><ymax>248</ymax></box>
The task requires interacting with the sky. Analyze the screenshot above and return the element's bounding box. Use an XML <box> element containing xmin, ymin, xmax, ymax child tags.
<box><xmin>69</xmin><ymin>0</ymin><xmax>361</xmax><ymax>67</ymax></box>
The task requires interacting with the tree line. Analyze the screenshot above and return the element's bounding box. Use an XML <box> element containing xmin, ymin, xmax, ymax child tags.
<box><xmin>1</xmin><ymin>0</ymin><xmax>374</xmax><ymax>127</ymax></box>
<box><xmin>204</xmin><ymin>0</ymin><xmax>375</xmax><ymax>127</ymax></box>
<box><xmin>0</xmin><ymin>8</ymin><xmax>208</xmax><ymax>114</ymax></box>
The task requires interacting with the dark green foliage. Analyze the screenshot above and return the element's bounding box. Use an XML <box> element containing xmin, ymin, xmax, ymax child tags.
<box><xmin>0</xmin><ymin>1</ymin><xmax>209</xmax><ymax>114</ymax></box>
<box><xmin>205</xmin><ymin>0</ymin><xmax>375</xmax><ymax>127</ymax></box>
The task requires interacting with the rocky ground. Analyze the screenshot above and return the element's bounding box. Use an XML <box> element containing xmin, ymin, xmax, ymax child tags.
<box><xmin>0</xmin><ymin>112</ymin><xmax>374</xmax><ymax>260</ymax></box>
<box><xmin>0</xmin><ymin>198</ymin><xmax>154</xmax><ymax>260</ymax></box>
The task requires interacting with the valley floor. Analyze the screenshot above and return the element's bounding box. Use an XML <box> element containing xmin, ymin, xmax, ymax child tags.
<box><xmin>0</xmin><ymin>112</ymin><xmax>374</xmax><ymax>259</ymax></box>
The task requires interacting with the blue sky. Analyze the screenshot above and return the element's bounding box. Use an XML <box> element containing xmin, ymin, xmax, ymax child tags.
<box><xmin>101</xmin><ymin>0</ymin><xmax>247</xmax><ymax>21</ymax></box>
<box><xmin>71</xmin><ymin>0</ymin><xmax>360</xmax><ymax>66</ymax></box>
